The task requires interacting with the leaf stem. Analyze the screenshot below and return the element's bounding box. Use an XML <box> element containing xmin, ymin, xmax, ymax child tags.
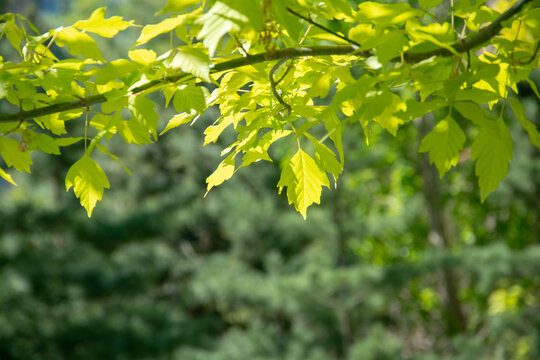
<box><xmin>286</xmin><ymin>7</ymin><xmax>361</xmax><ymax>47</ymax></box>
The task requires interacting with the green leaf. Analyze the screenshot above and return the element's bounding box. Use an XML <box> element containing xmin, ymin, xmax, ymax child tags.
<box><xmin>128</xmin><ymin>95</ymin><xmax>159</xmax><ymax>141</ymax></box>
<box><xmin>95</xmin><ymin>59</ymin><xmax>140</xmax><ymax>84</ymax></box>
<box><xmin>509</xmin><ymin>98</ymin><xmax>540</xmax><ymax>148</ymax></box>
<box><xmin>55</xmin><ymin>27</ymin><xmax>104</xmax><ymax>61</ymax></box>
<box><xmin>29</xmin><ymin>134</ymin><xmax>61</xmax><ymax>155</ymax></box>
<box><xmin>454</xmin><ymin>102</ymin><xmax>498</xmax><ymax>132</ymax></box>
<box><xmin>65</xmin><ymin>154</ymin><xmax>110</xmax><ymax>217</ymax></box>
<box><xmin>321</xmin><ymin>110</ymin><xmax>344</xmax><ymax>162</ymax></box>
<box><xmin>117</xmin><ymin>119</ymin><xmax>153</xmax><ymax>145</ymax></box>
<box><xmin>73</xmin><ymin>7</ymin><xmax>133</xmax><ymax>38</ymax></box>
<box><xmin>134</xmin><ymin>15</ymin><xmax>189</xmax><ymax>46</ymax></box>
<box><xmin>419</xmin><ymin>0</ymin><xmax>442</xmax><ymax>9</ymax></box>
<box><xmin>161</xmin><ymin>111</ymin><xmax>198</xmax><ymax>135</ymax></box>
<box><xmin>206</xmin><ymin>153</ymin><xmax>235</xmax><ymax>194</ymax></box>
<box><xmin>128</xmin><ymin>49</ymin><xmax>156</xmax><ymax>65</ymax></box>
<box><xmin>0</xmin><ymin>137</ymin><xmax>32</xmax><ymax>173</ymax></box>
<box><xmin>375</xmin><ymin>32</ymin><xmax>408</xmax><ymax>66</ymax></box>
<box><xmin>307</xmin><ymin>73</ymin><xmax>331</xmax><ymax>99</ymax></box>
<box><xmin>56</xmin><ymin>137</ymin><xmax>85</xmax><ymax>147</ymax></box>
<box><xmin>419</xmin><ymin>116</ymin><xmax>466</xmax><ymax>178</ymax></box>
<box><xmin>306</xmin><ymin>133</ymin><xmax>343</xmax><ymax>183</ymax></box>
<box><xmin>35</xmin><ymin>113</ymin><xmax>66</xmax><ymax>135</ymax></box>
<box><xmin>96</xmin><ymin>144</ymin><xmax>132</xmax><ymax>175</ymax></box>
<box><xmin>240</xmin><ymin>130</ymin><xmax>293</xmax><ymax>168</ymax></box>
<box><xmin>356</xmin><ymin>2</ymin><xmax>422</xmax><ymax>25</ymax></box>
<box><xmin>156</xmin><ymin>0</ymin><xmax>201</xmax><ymax>15</ymax></box>
<box><xmin>196</xmin><ymin>1</ymin><xmax>250</xmax><ymax>56</ymax></box>
<box><xmin>272</xmin><ymin>0</ymin><xmax>303</xmax><ymax>41</ymax></box>
<box><xmin>2</xmin><ymin>17</ymin><xmax>23</xmax><ymax>55</ymax></box>
<box><xmin>166</xmin><ymin>46</ymin><xmax>211</xmax><ymax>82</ymax></box>
<box><xmin>363</xmin><ymin>89</ymin><xmax>406</xmax><ymax>136</ymax></box>
<box><xmin>471</xmin><ymin>119</ymin><xmax>512</xmax><ymax>201</ymax></box>
<box><xmin>277</xmin><ymin>148</ymin><xmax>330</xmax><ymax>219</ymax></box>
<box><xmin>0</xmin><ymin>167</ymin><xmax>17</xmax><ymax>186</ymax></box>
<box><xmin>173</xmin><ymin>85</ymin><xmax>206</xmax><ymax>114</ymax></box>
<box><xmin>454</xmin><ymin>88</ymin><xmax>499</xmax><ymax>103</ymax></box>
<box><xmin>406</xmin><ymin>21</ymin><xmax>457</xmax><ymax>55</ymax></box>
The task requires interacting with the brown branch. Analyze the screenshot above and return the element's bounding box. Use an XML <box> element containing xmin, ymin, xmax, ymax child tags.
<box><xmin>0</xmin><ymin>0</ymin><xmax>533</xmax><ymax>124</ymax></box>
<box><xmin>270</xmin><ymin>58</ymin><xmax>293</xmax><ymax>116</ymax></box>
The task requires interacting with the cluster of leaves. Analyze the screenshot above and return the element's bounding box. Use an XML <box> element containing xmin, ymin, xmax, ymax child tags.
<box><xmin>1</xmin><ymin>102</ymin><xmax>539</xmax><ymax>359</ymax></box>
<box><xmin>0</xmin><ymin>0</ymin><xmax>539</xmax><ymax>217</ymax></box>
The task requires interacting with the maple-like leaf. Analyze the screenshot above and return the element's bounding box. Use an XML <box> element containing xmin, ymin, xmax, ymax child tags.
<box><xmin>277</xmin><ymin>148</ymin><xmax>330</xmax><ymax>219</ymax></box>
<box><xmin>65</xmin><ymin>155</ymin><xmax>110</xmax><ymax>217</ymax></box>
<box><xmin>471</xmin><ymin>119</ymin><xmax>513</xmax><ymax>201</ymax></box>
<box><xmin>419</xmin><ymin>116</ymin><xmax>466</xmax><ymax>178</ymax></box>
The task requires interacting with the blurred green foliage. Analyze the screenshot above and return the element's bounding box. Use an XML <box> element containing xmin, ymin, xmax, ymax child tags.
<box><xmin>1</xmin><ymin>1</ymin><xmax>539</xmax><ymax>359</ymax></box>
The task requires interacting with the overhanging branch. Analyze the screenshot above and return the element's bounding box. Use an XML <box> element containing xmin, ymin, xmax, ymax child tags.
<box><xmin>0</xmin><ymin>0</ymin><xmax>533</xmax><ymax>123</ymax></box>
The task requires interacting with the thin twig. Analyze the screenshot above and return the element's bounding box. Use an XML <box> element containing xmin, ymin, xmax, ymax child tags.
<box><xmin>270</xmin><ymin>59</ymin><xmax>292</xmax><ymax>116</ymax></box>
<box><xmin>516</xmin><ymin>40</ymin><xmax>540</xmax><ymax>65</ymax></box>
<box><xmin>0</xmin><ymin>0</ymin><xmax>532</xmax><ymax>123</ymax></box>
<box><xmin>286</xmin><ymin>7</ymin><xmax>361</xmax><ymax>47</ymax></box>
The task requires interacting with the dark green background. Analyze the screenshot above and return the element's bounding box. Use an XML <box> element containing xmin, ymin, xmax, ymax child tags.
<box><xmin>1</xmin><ymin>1</ymin><xmax>539</xmax><ymax>359</ymax></box>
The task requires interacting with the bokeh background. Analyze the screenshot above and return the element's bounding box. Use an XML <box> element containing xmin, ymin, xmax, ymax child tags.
<box><xmin>1</xmin><ymin>0</ymin><xmax>539</xmax><ymax>359</ymax></box>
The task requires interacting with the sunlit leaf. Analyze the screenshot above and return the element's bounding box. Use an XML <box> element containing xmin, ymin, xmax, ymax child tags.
<box><xmin>65</xmin><ymin>154</ymin><xmax>110</xmax><ymax>217</ymax></box>
<box><xmin>277</xmin><ymin>148</ymin><xmax>330</xmax><ymax>219</ymax></box>
<box><xmin>128</xmin><ymin>95</ymin><xmax>159</xmax><ymax>141</ymax></box>
<box><xmin>157</xmin><ymin>0</ymin><xmax>201</xmax><ymax>15</ymax></box>
<box><xmin>509</xmin><ymin>98</ymin><xmax>540</xmax><ymax>148</ymax></box>
<box><xmin>128</xmin><ymin>49</ymin><xmax>156</xmax><ymax>65</ymax></box>
<box><xmin>0</xmin><ymin>137</ymin><xmax>32</xmax><ymax>173</ymax></box>
<box><xmin>206</xmin><ymin>153</ymin><xmax>235</xmax><ymax>193</ymax></box>
<box><xmin>134</xmin><ymin>15</ymin><xmax>189</xmax><ymax>46</ymax></box>
<box><xmin>166</xmin><ymin>46</ymin><xmax>211</xmax><ymax>82</ymax></box>
<box><xmin>74</xmin><ymin>7</ymin><xmax>133</xmax><ymax>38</ymax></box>
<box><xmin>55</xmin><ymin>27</ymin><xmax>104</xmax><ymax>61</ymax></box>
<box><xmin>471</xmin><ymin>118</ymin><xmax>512</xmax><ymax>201</ymax></box>
<box><xmin>0</xmin><ymin>167</ymin><xmax>16</xmax><ymax>186</ymax></box>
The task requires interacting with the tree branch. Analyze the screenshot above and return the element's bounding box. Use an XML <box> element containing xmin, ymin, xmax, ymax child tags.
<box><xmin>0</xmin><ymin>0</ymin><xmax>532</xmax><ymax>123</ymax></box>
<box><xmin>402</xmin><ymin>0</ymin><xmax>533</xmax><ymax>62</ymax></box>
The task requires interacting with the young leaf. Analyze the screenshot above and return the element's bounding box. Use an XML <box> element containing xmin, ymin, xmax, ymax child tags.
<box><xmin>0</xmin><ymin>137</ymin><xmax>32</xmax><ymax>173</ymax></box>
<box><xmin>196</xmin><ymin>1</ymin><xmax>249</xmax><ymax>56</ymax></box>
<box><xmin>29</xmin><ymin>134</ymin><xmax>61</xmax><ymax>155</ymax></box>
<box><xmin>419</xmin><ymin>116</ymin><xmax>466</xmax><ymax>178</ymax></box>
<box><xmin>305</xmin><ymin>133</ymin><xmax>343</xmax><ymax>182</ymax></box>
<box><xmin>161</xmin><ymin>111</ymin><xmax>198</xmax><ymax>135</ymax></box>
<box><xmin>356</xmin><ymin>2</ymin><xmax>422</xmax><ymax>25</ymax></box>
<box><xmin>277</xmin><ymin>148</ymin><xmax>330</xmax><ymax>219</ymax></box>
<box><xmin>419</xmin><ymin>0</ymin><xmax>442</xmax><ymax>9</ymax></box>
<box><xmin>206</xmin><ymin>153</ymin><xmax>235</xmax><ymax>194</ymax></box>
<box><xmin>0</xmin><ymin>167</ymin><xmax>17</xmax><ymax>186</ymax></box>
<box><xmin>134</xmin><ymin>15</ymin><xmax>189</xmax><ymax>46</ymax></box>
<box><xmin>65</xmin><ymin>154</ymin><xmax>110</xmax><ymax>217</ymax></box>
<box><xmin>55</xmin><ymin>27</ymin><xmax>104</xmax><ymax>61</ymax></box>
<box><xmin>508</xmin><ymin>98</ymin><xmax>540</xmax><ymax>148</ymax></box>
<box><xmin>363</xmin><ymin>89</ymin><xmax>406</xmax><ymax>136</ymax></box>
<box><xmin>128</xmin><ymin>49</ymin><xmax>156</xmax><ymax>65</ymax></box>
<box><xmin>128</xmin><ymin>95</ymin><xmax>159</xmax><ymax>141</ymax></box>
<box><xmin>157</xmin><ymin>0</ymin><xmax>201</xmax><ymax>15</ymax></box>
<box><xmin>272</xmin><ymin>0</ymin><xmax>303</xmax><ymax>41</ymax></box>
<box><xmin>471</xmin><ymin>119</ymin><xmax>512</xmax><ymax>201</ymax></box>
<box><xmin>167</xmin><ymin>46</ymin><xmax>211</xmax><ymax>82</ymax></box>
<box><xmin>173</xmin><ymin>85</ymin><xmax>206</xmax><ymax>114</ymax></box>
<box><xmin>96</xmin><ymin>144</ymin><xmax>131</xmax><ymax>175</ymax></box>
<box><xmin>73</xmin><ymin>7</ymin><xmax>133</xmax><ymax>38</ymax></box>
